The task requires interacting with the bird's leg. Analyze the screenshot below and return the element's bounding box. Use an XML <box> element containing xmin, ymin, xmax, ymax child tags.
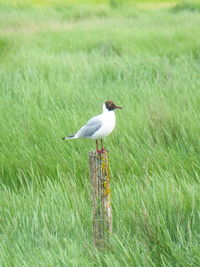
<box><xmin>96</xmin><ymin>139</ymin><xmax>98</xmax><ymax>151</ymax></box>
<box><xmin>101</xmin><ymin>139</ymin><xmax>108</xmax><ymax>152</ymax></box>
<box><xmin>96</xmin><ymin>140</ymin><xmax>101</xmax><ymax>153</ymax></box>
<box><xmin>96</xmin><ymin>139</ymin><xmax>108</xmax><ymax>153</ymax></box>
<box><xmin>101</xmin><ymin>139</ymin><xmax>104</xmax><ymax>151</ymax></box>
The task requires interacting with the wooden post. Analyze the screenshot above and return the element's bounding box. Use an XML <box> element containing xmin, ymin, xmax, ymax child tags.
<box><xmin>89</xmin><ymin>151</ymin><xmax>112</xmax><ymax>246</ymax></box>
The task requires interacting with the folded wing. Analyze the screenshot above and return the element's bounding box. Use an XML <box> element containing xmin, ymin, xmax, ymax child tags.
<box><xmin>76</xmin><ymin>115</ymin><xmax>103</xmax><ymax>138</ymax></box>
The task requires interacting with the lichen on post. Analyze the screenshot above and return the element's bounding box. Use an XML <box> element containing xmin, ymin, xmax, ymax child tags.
<box><xmin>89</xmin><ymin>151</ymin><xmax>112</xmax><ymax>246</ymax></box>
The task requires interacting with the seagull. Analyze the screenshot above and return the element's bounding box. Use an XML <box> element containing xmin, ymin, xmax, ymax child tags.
<box><xmin>62</xmin><ymin>100</ymin><xmax>122</xmax><ymax>152</ymax></box>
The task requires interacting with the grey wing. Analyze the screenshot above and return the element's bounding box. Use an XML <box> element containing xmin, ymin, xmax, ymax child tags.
<box><xmin>76</xmin><ymin>115</ymin><xmax>102</xmax><ymax>138</ymax></box>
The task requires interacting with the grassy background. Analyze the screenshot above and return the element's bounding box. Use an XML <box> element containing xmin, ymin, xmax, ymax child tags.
<box><xmin>0</xmin><ymin>0</ymin><xmax>178</xmax><ymax>5</ymax></box>
<box><xmin>0</xmin><ymin>1</ymin><xmax>200</xmax><ymax>266</ymax></box>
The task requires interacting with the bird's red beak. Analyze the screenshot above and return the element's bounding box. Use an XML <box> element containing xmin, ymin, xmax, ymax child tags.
<box><xmin>115</xmin><ymin>105</ymin><xmax>123</xmax><ymax>109</ymax></box>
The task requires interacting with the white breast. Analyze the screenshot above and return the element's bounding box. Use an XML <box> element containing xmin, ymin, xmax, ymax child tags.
<box><xmin>91</xmin><ymin>111</ymin><xmax>116</xmax><ymax>139</ymax></box>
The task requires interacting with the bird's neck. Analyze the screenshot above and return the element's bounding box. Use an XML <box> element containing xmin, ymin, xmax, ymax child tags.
<box><xmin>102</xmin><ymin>103</ymin><xmax>112</xmax><ymax>113</ymax></box>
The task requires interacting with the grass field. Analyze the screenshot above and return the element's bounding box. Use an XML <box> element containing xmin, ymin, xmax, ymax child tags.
<box><xmin>0</xmin><ymin>1</ymin><xmax>200</xmax><ymax>266</ymax></box>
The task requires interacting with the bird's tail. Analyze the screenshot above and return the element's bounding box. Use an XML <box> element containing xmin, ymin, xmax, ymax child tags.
<box><xmin>62</xmin><ymin>133</ymin><xmax>77</xmax><ymax>140</ymax></box>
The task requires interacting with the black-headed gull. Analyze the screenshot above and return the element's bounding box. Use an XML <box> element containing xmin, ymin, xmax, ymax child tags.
<box><xmin>62</xmin><ymin>100</ymin><xmax>122</xmax><ymax>152</ymax></box>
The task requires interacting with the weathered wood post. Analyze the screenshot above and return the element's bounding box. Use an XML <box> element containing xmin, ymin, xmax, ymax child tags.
<box><xmin>89</xmin><ymin>151</ymin><xmax>112</xmax><ymax>246</ymax></box>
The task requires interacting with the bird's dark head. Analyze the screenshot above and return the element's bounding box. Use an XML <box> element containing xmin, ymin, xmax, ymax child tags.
<box><xmin>104</xmin><ymin>100</ymin><xmax>122</xmax><ymax>111</ymax></box>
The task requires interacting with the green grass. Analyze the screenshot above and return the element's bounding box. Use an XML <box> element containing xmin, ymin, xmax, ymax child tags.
<box><xmin>0</xmin><ymin>0</ymin><xmax>178</xmax><ymax>5</ymax></box>
<box><xmin>172</xmin><ymin>0</ymin><xmax>200</xmax><ymax>13</ymax></box>
<box><xmin>0</xmin><ymin>2</ymin><xmax>200</xmax><ymax>266</ymax></box>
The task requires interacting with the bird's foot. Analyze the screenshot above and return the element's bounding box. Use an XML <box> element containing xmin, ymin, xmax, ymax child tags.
<box><xmin>95</xmin><ymin>149</ymin><xmax>109</xmax><ymax>154</ymax></box>
<box><xmin>96</xmin><ymin>149</ymin><xmax>103</xmax><ymax>154</ymax></box>
<box><xmin>100</xmin><ymin>148</ymin><xmax>109</xmax><ymax>153</ymax></box>
<box><xmin>102</xmin><ymin>148</ymin><xmax>108</xmax><ymax>152</ymax></box>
